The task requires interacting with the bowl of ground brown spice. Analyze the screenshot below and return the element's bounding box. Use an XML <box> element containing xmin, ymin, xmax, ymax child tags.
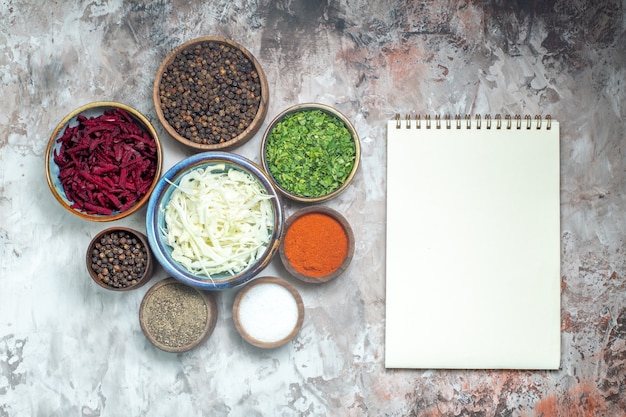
<box><xmin>279</xmin><ymin>206</ymin><xmax>355</xmax><ymax>284</ymax></box>
<box><xmin>153</xmin><ymin>36</ymin><xmax>269</xmax><ymax>151</ymax></box>
<box><xmin>139</xmin><ymin>278</ymin><xmax>218</xmax><ymax>353</ymax></box>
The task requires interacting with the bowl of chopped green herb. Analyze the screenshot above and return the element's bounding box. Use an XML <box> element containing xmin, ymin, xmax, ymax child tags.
<box><xmin>260</xmin><ymin>103</ymin><xmax>361</xmax><ymax>203</ymax></box>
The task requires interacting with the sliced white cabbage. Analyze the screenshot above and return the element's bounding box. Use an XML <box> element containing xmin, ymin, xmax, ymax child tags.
<box><xmin>162</xmin><ymin>164</ymin><xmax>274</xmax><ymax>279</ymax></box>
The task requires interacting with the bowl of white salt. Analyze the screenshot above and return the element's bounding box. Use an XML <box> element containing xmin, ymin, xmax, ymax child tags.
<box><xmin>232</xmin><ymin>276</ymin><xmax>304</xmax><ymax>348</ymax></box>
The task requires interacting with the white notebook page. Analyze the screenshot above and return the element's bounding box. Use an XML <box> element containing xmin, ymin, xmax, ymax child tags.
<box><xmin>385</xmin><ymin>116</ymin><xmax>560</xmax><ymax>369</ymax></box>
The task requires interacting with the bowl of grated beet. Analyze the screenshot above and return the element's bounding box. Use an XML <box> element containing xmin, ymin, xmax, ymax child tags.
<box><xmin>45</xmin><ymin>102</ymin><xmax>163</xmax><ymax>222</ymax></box>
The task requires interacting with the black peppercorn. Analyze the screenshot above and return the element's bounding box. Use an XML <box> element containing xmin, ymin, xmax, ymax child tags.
<box><xmin>89</xmin><ymin>231</ymin><xmax>148</xmax><ymax>289</ymax></box>
<box><xmin>158</xmin><ymin>41</ymin><xmax>262</xmax><ymax>145</ymax></box>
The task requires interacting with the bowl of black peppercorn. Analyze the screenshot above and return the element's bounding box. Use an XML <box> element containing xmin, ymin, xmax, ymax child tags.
<box><xmin>153</xmin><ymin>36</ymin><xmax>269</xmax><ymax>152</ymax></box>
<box><xmin>86</xmin><ymin>227</ymin><xmax>154</xmax><ymax>291</ymax></box>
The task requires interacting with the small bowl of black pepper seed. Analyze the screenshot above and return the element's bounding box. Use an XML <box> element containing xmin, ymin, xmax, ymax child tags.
<box><xmin>153</xmin><ymin>36</ymin><xmax>269</xmax><ymax>151</ymax></box>
<box><xmin>86</xmin><ymin>227</ymin><xmax>154</xmax><ymax>291</ymax></box>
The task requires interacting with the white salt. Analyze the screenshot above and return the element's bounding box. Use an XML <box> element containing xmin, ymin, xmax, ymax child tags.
<box><xmin>238</xmin><ymin>282</ymin><xmax>299</xmax><ymax>343</ymax></box>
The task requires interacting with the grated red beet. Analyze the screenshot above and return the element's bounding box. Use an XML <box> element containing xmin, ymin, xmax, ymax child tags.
<box><xmin>53</xmin><ymin>108</ymin><xmax>158</xmax><ymax>215</ymax></box>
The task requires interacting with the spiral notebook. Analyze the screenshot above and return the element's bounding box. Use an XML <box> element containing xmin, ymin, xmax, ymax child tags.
<box><xmin>385</xmin><ymin>114</ymin><xmax>561</xmax><ymax>370</ymax></box>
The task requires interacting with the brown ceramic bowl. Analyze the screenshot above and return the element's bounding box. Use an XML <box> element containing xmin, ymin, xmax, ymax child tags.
<box><xmin>232</xmin><ymin>276</ymin><xmax>304</xmax><ymax>349</ymax></box>
<box><xmin>45</xmin><ymin>101</ymin><xmax>163</xmax><ymax>222</ymax></box>
<box><xmin>279</xmin><ymin>206</ymin><xmax>355</xmax><ymax>284</ymax></box>
<box><xmin>86</xmin><ymin>227</ymin><xmax>154</xmax><ymax>291</ymax></box>
<box><xmin>260</xmin><ymin>103</ymin><xmax>360</xmax><ymax>203</ymax></box>
<box><xmin>139</xmin><ymin>278</ymin><xmax>218</xmax><ymax>353</ymax></box>
<box><xmin>153</xmin><ymin>36</ymin><xmax>269</xmax><ymax>151</ymax></box>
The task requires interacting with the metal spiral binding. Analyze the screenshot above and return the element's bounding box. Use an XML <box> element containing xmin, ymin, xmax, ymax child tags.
<box><xmin>396</xmin><ymin>114</ymin><xmax>552</xmax><ymax>130</ymax></box>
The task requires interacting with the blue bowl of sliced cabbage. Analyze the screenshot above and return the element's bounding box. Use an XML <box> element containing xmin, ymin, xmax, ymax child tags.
<box><xmin>146</xmin><ymin>152</ymin><xmax>284</xmax><ymax>290</ymax></box>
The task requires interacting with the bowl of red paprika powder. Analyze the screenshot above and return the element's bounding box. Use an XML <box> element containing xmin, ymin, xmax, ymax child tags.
<box><xmin>278</xmin><ymin>206</ymin><xmax>355</xmax><ymax>284</ymax></box>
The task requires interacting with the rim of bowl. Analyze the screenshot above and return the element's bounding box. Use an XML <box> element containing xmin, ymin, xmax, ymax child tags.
<box><xmin>153</xmin><ymin>36</ymin><xmax>269</xmax><ymax>152</ymax></box>
<box><xmin>278</xmin><ymin>206</ymin><xmax>355</xmax><ymax>284</ymax></box>
<box><xmin>260</xmin><ymin>102</ymin><xmax>361</xmax><ymax>203</ymax></box>
<box><xmin>232</xmin><ymin>276</ymin><xmax>304</xmax><ymax>349</ymax></box>
<box><xmin>146</xmin><ymin>151</ymin><xmax>284</xmax><ymax>291</ymax></box>
<box><xmin>45</xmin><ymin>101</ymin><xmax>163</xmax><ymax>222</ymax></box>
<box><xmin>139</xmin><ymin>277</ymin><xmax>218</xmax><ymax>353</ymax></box>
<box><xmin>86</xmin><ymin>226</ymin><xmax>154</xmax><ymax>291</ymax></box>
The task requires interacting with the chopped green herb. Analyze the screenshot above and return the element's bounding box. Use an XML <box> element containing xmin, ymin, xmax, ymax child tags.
<box><xmin>264</xmin><ymin>109</ymin><xmax>356</xmax><ymax>198</ymax></box>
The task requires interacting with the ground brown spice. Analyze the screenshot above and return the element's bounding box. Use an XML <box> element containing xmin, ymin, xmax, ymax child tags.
<box><xmin>142</xmin><ymin>282</ymin><xmax>208</xmax><ymax>349</ymax></box>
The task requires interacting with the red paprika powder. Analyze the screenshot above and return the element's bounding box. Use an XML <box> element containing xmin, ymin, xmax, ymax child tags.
<box><xmin>283</xmin><ymin>212</ymin><xmax>349</xmax><ymax>278</ymax></box>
